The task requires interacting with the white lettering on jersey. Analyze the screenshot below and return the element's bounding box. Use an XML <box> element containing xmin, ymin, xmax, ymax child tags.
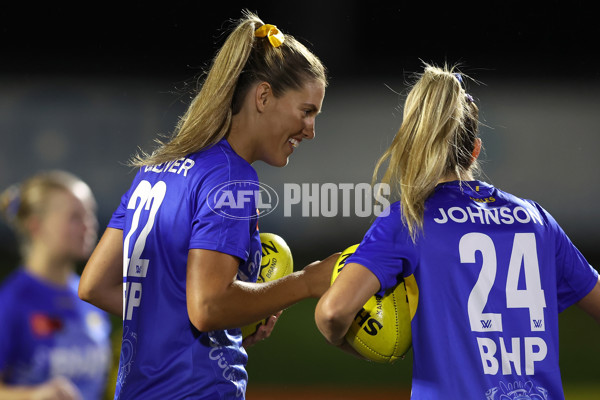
<box><xmin>143</xmin><ymin>157</ymin><xmax>195</xmax><ymax>177</ymax></box>
<box><xmin>434</xmin><ymin>206</ymin><xmax>543</xmax><ymax>226</ymax></box>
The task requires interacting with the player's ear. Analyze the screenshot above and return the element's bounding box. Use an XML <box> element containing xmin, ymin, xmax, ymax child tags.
<box><xmin>255</xmin><ymin>82</ymin><xmax>272</xmax><ymax>113</ymax></box>
<box><xmin>24</xmin><ymin>215</ymin><xmax>42</xmax><ymax>238</ymax></box>
<box><xmin>471</xmin><ymin>138</ymin><xmax>482</xmax><ymax>162</ymax></box>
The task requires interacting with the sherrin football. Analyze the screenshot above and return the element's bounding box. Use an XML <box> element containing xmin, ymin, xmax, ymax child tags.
<box><xmin>331</xmin><ymin>244</ymin><xmax>418</xmax><ymax>363</ymax></box>
<box><xmin>241</xmin><ymin>233</ymin><xmax>294</xmax><ymax>339</ymax></box>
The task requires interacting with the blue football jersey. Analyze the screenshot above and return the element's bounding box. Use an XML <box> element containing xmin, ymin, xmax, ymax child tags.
<box><xmin>0</xmin><ymin>269</ymin><xmax>112</xmax><ymax>400</ymax></box>
<box><xmin>347</xmin><ymin>180</ymin><xmax>598</xmax><ymax>399</ymax></box>
<box><xmin>108</xmin><ymin>139</ymin><xmax>262</xmax><ymax>399</ymax></box>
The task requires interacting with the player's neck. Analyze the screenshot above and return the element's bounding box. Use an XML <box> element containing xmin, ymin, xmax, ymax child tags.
<box><xmin>438</xmin><ymin>170</ymin><xmax>475</xmax><ymax>184</ymax></box>
<box><xmin>25</xmin><ymin>246</ymin><xmax>74</xmax><ymax>287</ymax></box>
<box><xmin>227</xmin><ymin>113</ymin><xmax>259</xmax><ymax>164</ymax></box>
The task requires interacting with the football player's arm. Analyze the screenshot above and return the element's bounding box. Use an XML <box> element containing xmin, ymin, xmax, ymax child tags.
<box><xmin>186</xmin><ymin>249</ymin><xmax>338</xmax><ymax>332</ymax></box>
<box><xmin>0</xmin><ymin>376</ymin><xmax>82</xmax><ymax>400</ymax></box>
<box><xmin>79</xmin><ymin>228</ymin><xmax>124</xmax><ymax>317</ymax></box>
<box><xmin>315</xmin><ymin>263</ymin><xmax>380</xmax><ymax>346</ymax></box>
<box><xmin>577</xmin><ymin>276</ymin><xmax>600</xmax><ymax>324</ymax></box>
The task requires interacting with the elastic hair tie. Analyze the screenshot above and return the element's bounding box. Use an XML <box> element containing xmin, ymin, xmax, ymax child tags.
<box><xmin>453</xmin><ymin>72</ymin><xmax>465</xmax><ymax>86</ymax></box>
<box><xmin>255</xmin><ymin>24</ymin><xmax>285</xmax><ymax>48</ymax></box>
<box><xmin>453</xmin><ymin>73</ymin><xmax>474</xmax><ymax>103</ymax></box>
<box><xmin>5</xmin><ymin>185</ymin><xmax>21</xmax><ymax>223</ymax></box>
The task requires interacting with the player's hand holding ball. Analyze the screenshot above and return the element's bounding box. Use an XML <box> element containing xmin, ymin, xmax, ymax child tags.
<box><xmin>330</xmin><ymin>244</ymin><xmax>418</xmax><ymax>364</ymax></box>
<box><xmin>241</xmin><ymin>233</ymin><xmax>293</xmax><ymax>342</ymax></box>
<box><xmin>300</xmin><ymin>251</ymin><xmax>342</xmax><ymax>298</ymax></box>
<box><xmin>241</xmin><ymin>233</ymin><xmax>340</xmax><ymax>347</ymax></box>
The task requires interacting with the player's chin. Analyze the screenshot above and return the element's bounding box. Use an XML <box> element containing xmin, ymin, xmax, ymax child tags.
<box><xmin>276</xmin><ymin>157</ymin><xmax>290</xmax><ymax>167</ymax></box>
<box><xmin>264</xmin><ymin>154</ymin><xmax>290</xmax><ymax>167</ymax></box>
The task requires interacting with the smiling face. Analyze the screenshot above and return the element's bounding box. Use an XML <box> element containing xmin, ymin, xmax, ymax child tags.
<box><xmin>255</xmin><ymin>79</ymin><xmax>326</xmax><ymax>167</ymax></box>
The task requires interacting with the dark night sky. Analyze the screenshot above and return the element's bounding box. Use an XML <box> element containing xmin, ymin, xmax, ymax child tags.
<box><xmin>2</xmin><ymin>1</ymin><xmax>598</xmax><ymax>81</ymax></box>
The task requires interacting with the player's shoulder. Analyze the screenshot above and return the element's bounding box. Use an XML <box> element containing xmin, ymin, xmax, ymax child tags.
<box><xmin>190</xmin><ymin>139</ymin><xmax>258</xmax><ymax>181</ymax></box>
<box><xmin>0</xmin><ymin>269</ymin><xmax>32</xmax><ymax>305</ymax></box>
<box><xmin>371</xmin><ymin>201</ymin><xmax>402</xmax><ymax>225</ymax></box>
<box><xmin>131</xmin><ymin>140</ymin><xmax>257</xmax><ymax>186</ymax></box>
<box><xmin>367</xmin><ymin>201</ymin><xmax>408</xmax><ymax>238</ymax></box>
<box><xmin>382</xmin><ymin>200</ymin><xmax>402</xmax><ymax>217</ymax></box>
<box><xmin>491</xmin><ymin>185</ymin><xmax>558</xmax><ymax>228</ymax></box>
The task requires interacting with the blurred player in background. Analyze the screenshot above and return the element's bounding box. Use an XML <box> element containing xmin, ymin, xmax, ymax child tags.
<box><xmin>78</xmin><ymin>10</ymin><xmax>338</xmax><ymax>400</ymax></box>
<box><xmin>315</xmin><ymin>64</ymin><xmax>600</xmax><ymax>399</ymax></box>
<box><xmin>0</xmin><ymin>170</ymin><xmax>112</xmax><ymax>400</ymax></box>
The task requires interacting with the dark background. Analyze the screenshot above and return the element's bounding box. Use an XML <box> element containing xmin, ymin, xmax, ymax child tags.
<box><xmin>2</xmin><ymin>1</ymin><xmax>598</xmax><ymax>80</ymax></box>
<box><xmin>1</xmin><ymin>1</ymin><xmax>599</xmax><ymax>397</ymax></box>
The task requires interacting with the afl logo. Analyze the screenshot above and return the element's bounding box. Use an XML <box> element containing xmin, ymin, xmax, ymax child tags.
<box><xmin>207</xmin><ymin>180</ymin><xmax>279</xmax><ymax>220</ymax></box>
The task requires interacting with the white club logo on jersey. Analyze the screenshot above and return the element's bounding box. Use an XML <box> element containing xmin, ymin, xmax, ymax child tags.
<box><xmin>484</xmin><ymin>380</ymin><xmax>548</xmax><ymax>400</ymax></box>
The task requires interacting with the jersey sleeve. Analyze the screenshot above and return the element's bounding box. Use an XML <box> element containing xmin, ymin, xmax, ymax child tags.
<box><xmin>528</xmin><ymin>201</ymin><xmax>599</xmax><ymax>312</ymax></box>
<box><xmin>188</xmin><ymin>162</ymin><xmax>258</xmax><ymax>262</ymax></box>
<box><xmin>107</xmin><ymin>171</ymin><xmax>142</xmax><ymax>231</ymax></box>
<box><xmin>107</xmin><ymin>192</ymin><xmax>128</xmax><ymax>230</ymax></box>
<box><xmin>550</xmin><ymin>215</ymin><xmax>599</xmax><ymax>312</ymax></box>
<box><xmin>346</xmin><ymin>202</ymin><xmax>418</xmax><ymax>296</ymax></box>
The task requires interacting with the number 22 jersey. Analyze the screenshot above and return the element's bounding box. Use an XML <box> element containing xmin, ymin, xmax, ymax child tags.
<box><xmin>108</xmin><ymin>139</ymin><xmax>262</xmax><ymax>399</ymax></box>
<box><xmin>348</xmin><ymin>180</ymin><xmax>598</xmax><ymax>400</ymax></box>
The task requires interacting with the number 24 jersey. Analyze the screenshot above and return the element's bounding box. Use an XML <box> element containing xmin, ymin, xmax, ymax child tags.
<box><xmin>348</xmin><ymin>180</ymin><xmax>598</xmax><ymax>400</ymax></box>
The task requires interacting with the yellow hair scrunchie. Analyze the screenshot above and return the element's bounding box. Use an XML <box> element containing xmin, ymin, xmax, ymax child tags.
<box><xmin>254</xmin><ymin>24</ymin><xmax>285</xmax><ymax>48</ymax></box>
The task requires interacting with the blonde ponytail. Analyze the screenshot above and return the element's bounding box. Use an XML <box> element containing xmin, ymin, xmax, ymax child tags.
<box><xmin>373</xmin><ymin>63</ymin><xmax>480</xmax><ymax>241</ymax></box>
<box><xmin>130</xmin><ymin>10</ymin><xmax>327</xmax><ymax>167</ymax></box>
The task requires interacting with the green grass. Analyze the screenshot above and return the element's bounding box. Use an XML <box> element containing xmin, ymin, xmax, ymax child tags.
<box><xmin>563</xmin><ymin>384</ymin><xmax>600</xmax><ymax>400</ymax></box>
<box><xmin>246</xmin><ymin>298</ymin><xmax>413</xmax><ymax>386</ymax></box>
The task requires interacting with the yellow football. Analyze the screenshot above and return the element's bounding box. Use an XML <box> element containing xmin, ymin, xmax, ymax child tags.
<box><xmin>331</xmin><ymin>244</ymin><xmax>418</xmax><ymax>363</ymax></box>
<box><xmin>241</xmin><ymin>232</ymin><xmax>294</xmax><ymax>339</ymax></box>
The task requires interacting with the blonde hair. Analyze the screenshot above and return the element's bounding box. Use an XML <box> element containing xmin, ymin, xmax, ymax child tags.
<box><xmin>130</xmin><ymin>10</ymin><xmax>327</xmax><ymax>167</ymax></box>
<box><xmin>0</xmin><ymin>170</ymin><xmax>96</xmax><ymax>256</ymax></box>
<box><xmin>373</xmin><ymin>63</ymin><xmax>480</xmax><ymax>241</ymax></box>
